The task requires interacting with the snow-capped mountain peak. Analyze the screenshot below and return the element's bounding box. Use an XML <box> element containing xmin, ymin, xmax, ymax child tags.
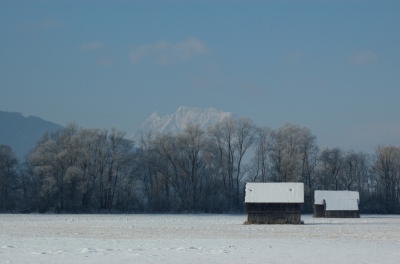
<box><xmin>133</xmin><ymin>106</ymin><xmax>233</xmax><ymax>139</ymax></box>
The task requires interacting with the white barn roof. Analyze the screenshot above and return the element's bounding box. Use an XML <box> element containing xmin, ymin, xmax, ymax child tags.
<box><xmin>244</xmin><ymin>182</ymin><xmax>304</xmax><ymax>203</ymax></box>
<box><xmin>314</xmin><ymin>190</ymin><xmax>360</xmax><ymax>211</ymax></box>
<box><xmin>325</xmin><ymin>199</ymin><xmax>359</xmax><ymax>211</ymax></box>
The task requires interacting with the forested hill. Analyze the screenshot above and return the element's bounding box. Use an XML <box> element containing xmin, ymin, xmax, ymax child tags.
<box><xmin>0</xmin><ymin>111</ymin><xmax>63</xmax><ymax>159</ymax></box>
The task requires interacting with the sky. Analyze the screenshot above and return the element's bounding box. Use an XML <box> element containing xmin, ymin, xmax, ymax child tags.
<box><xmin>1</xmin><ymin>0</ymin><xmax>399</xmax><ymax>154</ymax></box>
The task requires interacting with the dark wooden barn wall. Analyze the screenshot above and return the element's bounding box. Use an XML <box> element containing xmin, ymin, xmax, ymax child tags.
<box><xmin>313</xmin><ymin>204</ymin><xmax>325</xmax><ymax>217</ymax></box>
<box><xmin>325</xmin><ymin>210</ymin><xmax>359</xmax><ymax>218</ymax></box>
<box><xmin>246</xmin><ymin>203</ymin><xmax>302</xmax><ymax>224</ymax></box>
<box><xmin>313</xmin><ymin>204</ymin><xmax>360</xmax><ymax>218</ymax></box>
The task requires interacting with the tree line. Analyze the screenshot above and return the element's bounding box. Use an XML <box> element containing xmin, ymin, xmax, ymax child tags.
<box><xmin>1</xmin><ymin>118</ymin><xmax>399</xmax><ymax>214</ymax></box>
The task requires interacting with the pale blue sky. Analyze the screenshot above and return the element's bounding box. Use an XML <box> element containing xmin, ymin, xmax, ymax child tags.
<box><xmin>1</xmin><ymin>0</ymin><xmax>399</xmax><ymax>153</ymax></box>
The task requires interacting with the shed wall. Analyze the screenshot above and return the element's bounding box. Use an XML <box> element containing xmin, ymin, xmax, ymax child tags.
<box><xmin>313</xmin><ymin>204</ymin><xmax>325</xmax><ymax>218</ymax></box>
<box><xmin>246</xmin><ymin>203</ymin><xmax>302</xmax><ymax>224</ymax></box>
<box><xmin>325</xmin><ymin>210</ymin><xmax>360</xmax><ymax>218</ymax></box>
<box><xmin>313</xmin><ymin>205</ymin><xmax>360</xmax><ymax>218</ymax></box>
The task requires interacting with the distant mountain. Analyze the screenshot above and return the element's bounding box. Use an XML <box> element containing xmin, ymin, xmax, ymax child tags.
<box><xmin>133</xmin><ymin>106</ymin><xmax>233</xmax><ymax>140</ymax></box>
<box><xmin>0</xmin><ymin>111</ymin><xmax>63</xmax><ymax>159</ymax></box>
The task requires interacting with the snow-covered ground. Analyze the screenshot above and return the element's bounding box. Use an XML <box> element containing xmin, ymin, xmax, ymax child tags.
<box><xmin>1</xmin><ymin>214</ymin><xmax>399</xmax><ymax>263</ymax></box>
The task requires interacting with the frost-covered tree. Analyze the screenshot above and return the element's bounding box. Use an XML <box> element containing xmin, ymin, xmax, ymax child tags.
<box><xmin>27</xmin><ymin>124</ymin><xmax>136</xmax><ymax>213</ymax></box>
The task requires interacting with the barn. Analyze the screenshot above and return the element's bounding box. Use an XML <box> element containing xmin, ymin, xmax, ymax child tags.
<box><xmin>244</xmin><ymin>182</ymin><xmax>304</xmax><ymax>224</ymax></box>
<box><xmin>313</xmin><ymin>190</ymin><xmax>360</xmax><ymax>218</ymax></box>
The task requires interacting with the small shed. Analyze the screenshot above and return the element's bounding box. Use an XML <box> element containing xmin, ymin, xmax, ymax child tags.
<box><xmin>313</xmin><ymin>190</ymin><xmax>360</xmax><ymax>218</ymax></box>
<box><xmin>244</xmin><ymin>182</ymin><xmax>304</xmax><ymax>224</ymax></box>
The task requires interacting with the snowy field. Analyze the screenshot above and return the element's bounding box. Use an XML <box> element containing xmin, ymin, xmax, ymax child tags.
<box><xmin>1</xmin><ymin>214</ymin><xmax>399</xmax><ymax>263</ymax></box>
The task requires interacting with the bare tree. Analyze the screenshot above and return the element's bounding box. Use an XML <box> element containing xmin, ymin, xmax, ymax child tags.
<box><xmin>372</xmin><ymin>145</ymin><xmax>400</xmax><ymax>213</ymax></box>
<box><xmin>0</xmin><ymin>144</ymin><xmax>19</xmax><ymax>212</ymax></box>
<box><xmin>208</xmin><ymin>117</ymin><xmax>256</xmax><ymax>209</ymax></box>
<box><xmin>297</xmin><ymin>127</ymin><xmax>319</xmax><ymax>212</ymax></box>
<box><xmin>316</xmin><ymin>147</ymin><xmax>343</xmax><ymax>190</ymax></box>
<box><xmin>340</xmin><ymin>151</ymin><xmax>370</xmax><ymax>191</ymax></box>
<box><xmin>147</xmin><ymin>124</ymin><xmax>212</xmax><ymax>211</ymax></box>
<box><xmin>177</xmin><ymin>124</ymin><xmax>210</xmax><ymax>210</ymax></box>
<box><xmin>248</xmin><ymin>127</ymin><xmax>272</xmax><ymax>182</ymax></box>
<box><xmin>268</xmin><ymin>123</ymin><xmax>317</xmax><ymax>183</ymax></box>
<box><xmin>233</xmin><ymin>117</ymin><xmax>257</xmax><ymax>206</ymax></box>
<box><xmin>208</xmin><ymin>118</ymin><xmax>235</xmax><ymax>208</ymax></box>
<box><xmin>101</xmin><ymin>128</ymin><xmax>135</xmax><ymax>211</ymax></box>
<box><xmin>137</xmin><ymin>131</ymin><xmax>170</xmax><ymax>212</ymax></box>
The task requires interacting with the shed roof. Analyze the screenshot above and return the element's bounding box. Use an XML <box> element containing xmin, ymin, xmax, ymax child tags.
<box><xmin>244</xmin><ymin>182</ymin><xmax>304</xmax><ymax>203</ymax></box>
<box><xmin>324</xmin><ymin>199</ymin><xmax>359</xmax><ymax>211</ymax></box>
<box><xmin>314</xmin><ymin>190</ymin><xmax>359</xmax><ymax>205</ymax></box>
